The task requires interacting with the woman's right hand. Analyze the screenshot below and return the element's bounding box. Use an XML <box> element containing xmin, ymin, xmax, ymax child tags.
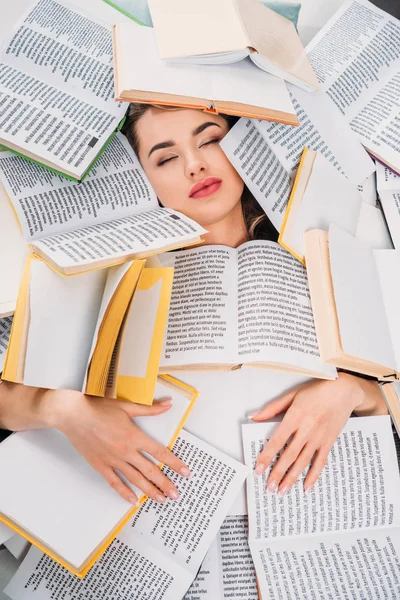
<box><xmin>50</xmin><ymin>390</ymin><xmax>191</xmax><ymax>505</ymax></box>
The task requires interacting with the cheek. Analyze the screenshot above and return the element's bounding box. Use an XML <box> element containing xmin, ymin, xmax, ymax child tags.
<box><xmin>146</xmin><ymin>166</ymin><xmax>187</xmax><ymax>210</ymax></box>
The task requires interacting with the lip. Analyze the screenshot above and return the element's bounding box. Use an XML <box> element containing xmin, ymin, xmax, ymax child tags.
<box><xmin>190</xmin><ymin>177</ymin><xmax>222</xmax><ymax>199</ymax></box>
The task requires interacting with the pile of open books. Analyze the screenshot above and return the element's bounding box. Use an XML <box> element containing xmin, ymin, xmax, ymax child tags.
<box><xmin>0</xmin><ymin>0</ymin><xmax>400</xmax><ymax>598</ymax></box>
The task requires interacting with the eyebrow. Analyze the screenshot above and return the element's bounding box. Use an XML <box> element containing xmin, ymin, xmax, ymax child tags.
<box><xmin>147</xmin><ymin>121</ymin><xmax>222</xmax><ymax>158</ymax></box>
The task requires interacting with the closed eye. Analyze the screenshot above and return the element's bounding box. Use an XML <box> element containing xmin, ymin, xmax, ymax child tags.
<box><xmin>200</xmin><ymin>138</ymin><xmax>220</xmax><ymax>148</ymax></box>
<box><xmin>157</xmin><ymin>155</ymin><xmax>177</xmax><ymax>167</ymax></box>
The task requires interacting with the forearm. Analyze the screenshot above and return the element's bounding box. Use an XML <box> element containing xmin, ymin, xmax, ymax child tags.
<box><xmin>0</xmin><ymin>380</ymin><xmax>58</xmax><ymax>431</ymax></box>
<box><xmin>338</xmin><ymin>372</ymin><xmax>388</xmax><ymax>416</ymax></box>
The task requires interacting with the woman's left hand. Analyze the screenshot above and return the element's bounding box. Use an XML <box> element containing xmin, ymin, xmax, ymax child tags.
<box><xmin>251</xmin><ymin>373</ymin><xmax>388</xmax><ymax>495</ymax></box>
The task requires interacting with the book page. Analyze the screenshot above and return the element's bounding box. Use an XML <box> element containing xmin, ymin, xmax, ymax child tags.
<box><xmin>0</xmin><ymin>134</ymin><xmax>158</xmax><ymax>241</ymax></box>
<box><xmin>377</xmin><ymin>163</ymin><xmax>400</xmax><ymax>248</ymax></box>
<box><xmin>236</xmin><ymin>241</ymin><xmax>336</xmax><ymax>378</ymax></box>
<box><xmin>243</xmin><ymin>416</ymin><xmax>400</xmax><ymax>542</ymax></box>
<box><xmin>256</xmin><ymin>85</ymin><xmax>375</xmax><ymax>186</ymax></box>
<box><xmin>184</xmin><ymin>515</ymin><xmax>258</xmax><ymax>600</ymax></box>
<box><xmin>220</xmin><ymin>118</ymin><xmax>291</xmax><ymax>231</ymax></box>
<box><xmin>4</xmin><ymin>534</ymin><xmax>31</xmax><ymax>562</ymax></box>
<box><xmin>32</xmin><ymin>209</ymin><xmax>205</xmax><ymax>271</ymax></box>
<box><xmin>355</xmin><ymin>202</ymin><xmax>393</xmax><ymax>249</ymax></box>
<box><xmin>0</xmin><ymin>0</ymin><xmax>126</xmax><ymax>175</ymax></box>
<box><xmin>5</xmin><ymin>430</ymin><xmax>248</xmax><ymax>599</ymax></box>
<box><xmin>24</xmin><ymin>260</ymin><xmax>107</xmax><ymax>390</ymax></box>
<box><xmin>0</xmin><ymin>387</ymin><xmax>193</xmax><ymax>572</ymax></box>
<box><xmin>0</xmin><ymin>521</ymin><xmax>13</xmax><ymax>546</ymax></box>
<box><xmin>328</xmin><ymin>224</ymin><xmax>396</xmax><ymax>369</ymax></box>
<box><xmin>159</xmin><ymin>247</ymin><xmax>238</xmax><ymax>368</ymax></box>
<box><xmin>0</xmin><ymin>316</ymin><xmax>13</xmax><ymax>372</ymax></box>
<box><xmin>251</xmin><ymin>528</ymin><xmax>400</xmax><ymax>600</ymax></box>
<box><xmin>373</xmin><ymin>250</ymin><xmax>400</xmax><ymax>372</ymax></box>
<box><xmin>306</xmin><ymin>0</ymin><xmax>400</xmax><ymax>172</ymax></box>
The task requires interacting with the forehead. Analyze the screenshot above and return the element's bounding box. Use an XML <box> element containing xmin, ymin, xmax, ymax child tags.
<box><xmin>136</xmin><ymin>107</ymin><xmax>229</xmax><ymax>150</ymax></box>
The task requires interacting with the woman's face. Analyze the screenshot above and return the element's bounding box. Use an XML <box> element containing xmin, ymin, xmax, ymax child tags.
<box><xmin>135</xmin><ymin>107</ymin><xmax>244</xmax><ymax>228</ymax></box>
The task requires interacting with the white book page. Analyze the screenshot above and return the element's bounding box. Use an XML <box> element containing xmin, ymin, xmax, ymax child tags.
<box><xmin>329</xmin><ymin>224</ymin><xmax>396</xmax><ymax>368</ymax></box>
<box><xmin>116</xmin><ymin>23</ymin><xmax>294</xmax><ymax>117</ymax></box>
<box><xmin>358</xmin><ymin>172</ymin><xmax>377</xmax><ymax>206</ymax></box>
<box><xmin>4</xmin><ymin>534</ymin><xmax>31</xmax><ymax>562</ymax></box>
<box><xmin>373</xmin><ymin>250</ymin><xmax>400</xmax><ymax>372</ymax></box>
<box><xmin>0</xmin><ymin>521</ymin><xmax>13</xmax><ymax>546</ymax></box>
<box><xmin>289</xmin><ymin>152</ymin><xmax>362</xmax><ymax>257</ymax></box>
<box><xmin>0</xmin><ymin>134</ymin><xmax>158</xmax><ymax>241</ymax></box>
<box><xmin>159</xmin><ymin>247</ymin><xmax>238</xmax><ymax>368</ymax></box>
<box><xmin>184</xmin><ymin>515</ymin><xmax>258</xmax><ymax>600</ymax></box>
<box><xmin>251</xmin><ymin>528</ymin><xmax>400</xmax><ymax>600</ymax></box>
<box><xmin>243</xmin><ymin>416</ymin><xmax>400</xmax><ymax>544</ymax></box>
<box><xmin>32</xmin><ymin>208</ymin><xmax>205</xmax><ymax>271</ymax></box>
<box><xmin>118</xmin><ymin>279</ymin><xmax>161</xmax><ymax>379</ymax></box>
<box><xmin>255</xmin><ymin>85</ymin><xmax>375</xmax><ymax>186</ymax></box>
<box><xmin>24</xmin><ymin>260</ymin><xmax>107</xmax><ymax>390</ymax></box>
<box><xmin>0</xmin><ymin>0</ymin><xmax>126</xmax><ymax>176</ymax></box>
<box><xmin>377</xmin><ymin>163</ymin><xmax>400</xmax><ymax>248</ymax></box>
<box><xmin>355</xmin><ymin>202</ymin><xmax>393</xmax><ymax>249</ymax></box>
<box><xmin>5</xmin><ymin>430</ymin><xmax>248</xmax><ymax>599</ymax></box>
<box><xmin>0</xmin><ymin>385</ymin><xmax>192</xmax><ymax>572</ymax></box>
<box><xmin>220</xmin><ymin>118</ymin><xmax>291</xmax><ymax>231</ymax></box>
<box><xmin>237</xmin><ymin>241</ymin><xmax>336</xmax><ymax>378</ymax></box>
<box><xmin>0</xmin><ymin>184</ymin><xmax>29</xmax><ymax>316</ymax></box>
<box><xmin>0</xmin><ymin>316</ymin><xmax>13</xmax><ymax>372</ymax></box>
<box><xmin>5</xmin><ymin>539</ymin><xmax>192</xmax><ymax>600</ymax></box>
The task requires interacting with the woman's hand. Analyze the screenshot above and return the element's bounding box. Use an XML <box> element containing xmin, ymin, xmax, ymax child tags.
<box><xmin>50</xmin><ymin>390</ymin><xmax>191</xmax><ymax>505</ymax></box>
<box><xmin>251</xmin><ymin>373</ymin><xmax>387</xmax><ymax>495</ymax></box>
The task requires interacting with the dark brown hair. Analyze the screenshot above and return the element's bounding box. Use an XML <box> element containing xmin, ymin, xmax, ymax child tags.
<box><xmin>122</xmin><ymin>103</ymin><xmax>277</xmax><ymax>241</ymax></box>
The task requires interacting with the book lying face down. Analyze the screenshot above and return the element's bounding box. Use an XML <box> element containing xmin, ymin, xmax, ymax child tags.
<box><xmin>158</xmin><ymin>240</ymin><xmax>337</xmax><ymax>380</ymax></box>
<box><xmin>0</xmin><ymin>376</ymin><xmax>198</xmax><ymax>577</ymax></box>
<box><xmin>3</xmin><ymin>257</ymin><xmax>173</xmax><ymax>405</ymax></box>
<box><xmin>147</xmin><ymin>0</ymin><xmax>319</xmax><ymax>92</ymax></box>
<box><xmin>0</xmin><ymin>133</ymin><xmax>206</xmax><ymax>278</ymax></box>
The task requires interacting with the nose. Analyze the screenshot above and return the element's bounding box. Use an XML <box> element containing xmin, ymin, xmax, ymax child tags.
<box><xmin>184</xmin><ymin>152</ymin><xmax>207</xmax><ymax>180</ymax></box>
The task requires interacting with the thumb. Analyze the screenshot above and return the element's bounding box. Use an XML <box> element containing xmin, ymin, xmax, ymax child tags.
<box><xmin>117</xmin><ymin>397</ymin><xmax>172</xmax><ymax>418</ymax></box>
<box><xmin>250</xmin><ymin>389</ymin><xmax>297</xmax><ymax>421</ymax></box>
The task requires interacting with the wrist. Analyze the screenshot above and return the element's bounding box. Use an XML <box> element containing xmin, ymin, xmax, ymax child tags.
<box><xmin>336</xmin><ymin>372</ymin><xmax>366</xmax><ymax>411</ymax></box>
<box><xmin>338</xmin><ymin>372</ymin><xmax>388</xmax><ymax>416</ymax></box>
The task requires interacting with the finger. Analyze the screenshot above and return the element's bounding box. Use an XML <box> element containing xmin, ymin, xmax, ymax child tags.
<box><xmin>133</xmin><ymin>454</ymin><xmax>180</xmax><ymax>501</ymax></box>
<box><xmin>142</xmin><ymin>438</ymin><xmax>191</xmax><ymax>478</ymax></box>
<box><xmin>303</xmin><ymin>446</ymin><xmax>330</xmax><ymax>492</ymax></box>
<box><xmin>118</xmin><ymin>397</ymin><xmax>172</xmax><ymax>418</ymax></box>
<box><xmin>116</xmin><ymin>462</ymin><xmax>169</xmax><ymax>504</ymax></box>
<box><xmin>254</xmin><ymin>418</ymin><xmax>296</xmax><ymax>475</ymax></box>
<box><xmin>101</xmin><ymin>466</ymin><xmax>140</xmax><ymax>505</ymax></box>
<box><xmin>265</xmin><ymin>430</ymin><xmax>309</xmax><ymax>491</ymax></box>
<box><xmin>277</xmin><ymin>443</ymin><xmax>317</xmax><ymax>495</ymax></box>
<box><xmin>250</xmin><ymin>389</ymin><xmax>297</xmax><ymax>421</ymax></box>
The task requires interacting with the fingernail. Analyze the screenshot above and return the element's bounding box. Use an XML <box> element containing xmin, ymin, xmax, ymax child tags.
<box><xmin>129</xmin><ymin>495</ymin><xmax>139</xmax><ymax>506</ymax></box>
<box><xmin>278</xmin><ymin>485</ymin><xmax>289</xmax><ymax>496</ymax></box>
<box><xmin>246</xmin><ymin>413</ymin><xmax>256</xmax><ymax>420</ymax></box>
<box><xmin>304</xmin><ymin>485</ymin><xmax>313</xmax><ymax>495</ymax></box>
<box><xmin>180</xmin><ymin>467</ymin><xmax>191</xmax><ymax>478</ymax></box>
<box><xmin>254</xmin><ymin>463</ymin><xmax>266</xmax><ymax>475</ymax></box>
<box><xmin>159</xmin><ymin>397</ymin><xmax>172</xmax><ymax>406</ymax></box>
<box><xmin>155</xmin><ymin>494</ymin><xmax>167</xmax><ymax>503</ymax></box>
<box><xmin>169</xmin><ymin>489</ymin><xmax>180</xmax><ymax>501</ymax></box>
<box><xmin>267</xmin><ymin>480</ymin><xmax>278</xmax><ymax>492</ymax></box>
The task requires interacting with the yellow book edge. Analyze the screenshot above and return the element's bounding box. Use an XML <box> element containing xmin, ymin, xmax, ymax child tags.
<box><xmin>116</xmin><ymin>268</ymin><xmax>174</xmax><ymax>405</ymax></box>
<box><xmin>278</xmin><ymin>146</ymin><xmax>314</xmax><ymax>265</ymax></box>
<box><xmin>0</xmin><ymin>374</ymin><xmax>198</xmax><ymax>578</ymax></box>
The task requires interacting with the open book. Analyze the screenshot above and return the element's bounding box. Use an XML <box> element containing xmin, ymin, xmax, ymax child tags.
<box><xmin>377</xmin><ymin>162</ymin><xmax>400</xmax><ymax>248</ymax></box>
<box><xmin>0</xmin><ymin>0</ymin><xmax>128</xmax><ymax>181</ymax></box>
<box><xmin>243</xmin><ymin>416</ymin><xmax>400</xmax><ymax>599</ymax></box>
<box><xmin>158</xmin><ymin>241</ymin><xmax>336</xmax><ymax>379</ymax></box>
<box><xmin>305</xmin><ymin>224</ymin><xmax>400</xmax><ymax>380</ymax></box>
<box><xmin>3</xmin><ymin>429</ymin><xmax>247</xmax><ymax>594</ymax></box>
<box><xmin>0</xmin><ymin>376</ymin><xmax>198</xmax><ymax>577</ymax></box>
<box><xmin>147</xmin><ymin>0</ymin><xmax>318</xmax><ymax>92</ymax></box>
<box><xmin>279</xmin><ymin>148</ymin><xmax>362</xmax><ymax>263</ymax></box>
<box><xmin>307</xmin><ymin>0</ymin><xmax>400</xmax><ymax>175</ymax></box>
<box><xmin>4</xmin><ymin>257</ymin><xmax>172</xmax><ymax>405</ymax></box>
<box><xmin>0</xmin><ymin>133</ymin><xmax>205</xmax><ymax>276</ymax></box>
<box><xmin>112</xmin><ymin>22</ymin><xmax>298</xmax><ymax>125</ymax></box>
<box><xmin>219</xmin><ymin>89</ymin><xmax>375</xmax><ymax>231</ymax></box>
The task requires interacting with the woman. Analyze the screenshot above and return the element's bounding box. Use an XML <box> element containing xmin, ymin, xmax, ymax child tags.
<box><xmin>0</xmin><ymin>104</ymin><xmax>386</xmax><ymax>504</ymax></box>
<box><xmin>123</xmin><ymin>103</ymin><xmax>388</xmax><ymax>495</ymax></box>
